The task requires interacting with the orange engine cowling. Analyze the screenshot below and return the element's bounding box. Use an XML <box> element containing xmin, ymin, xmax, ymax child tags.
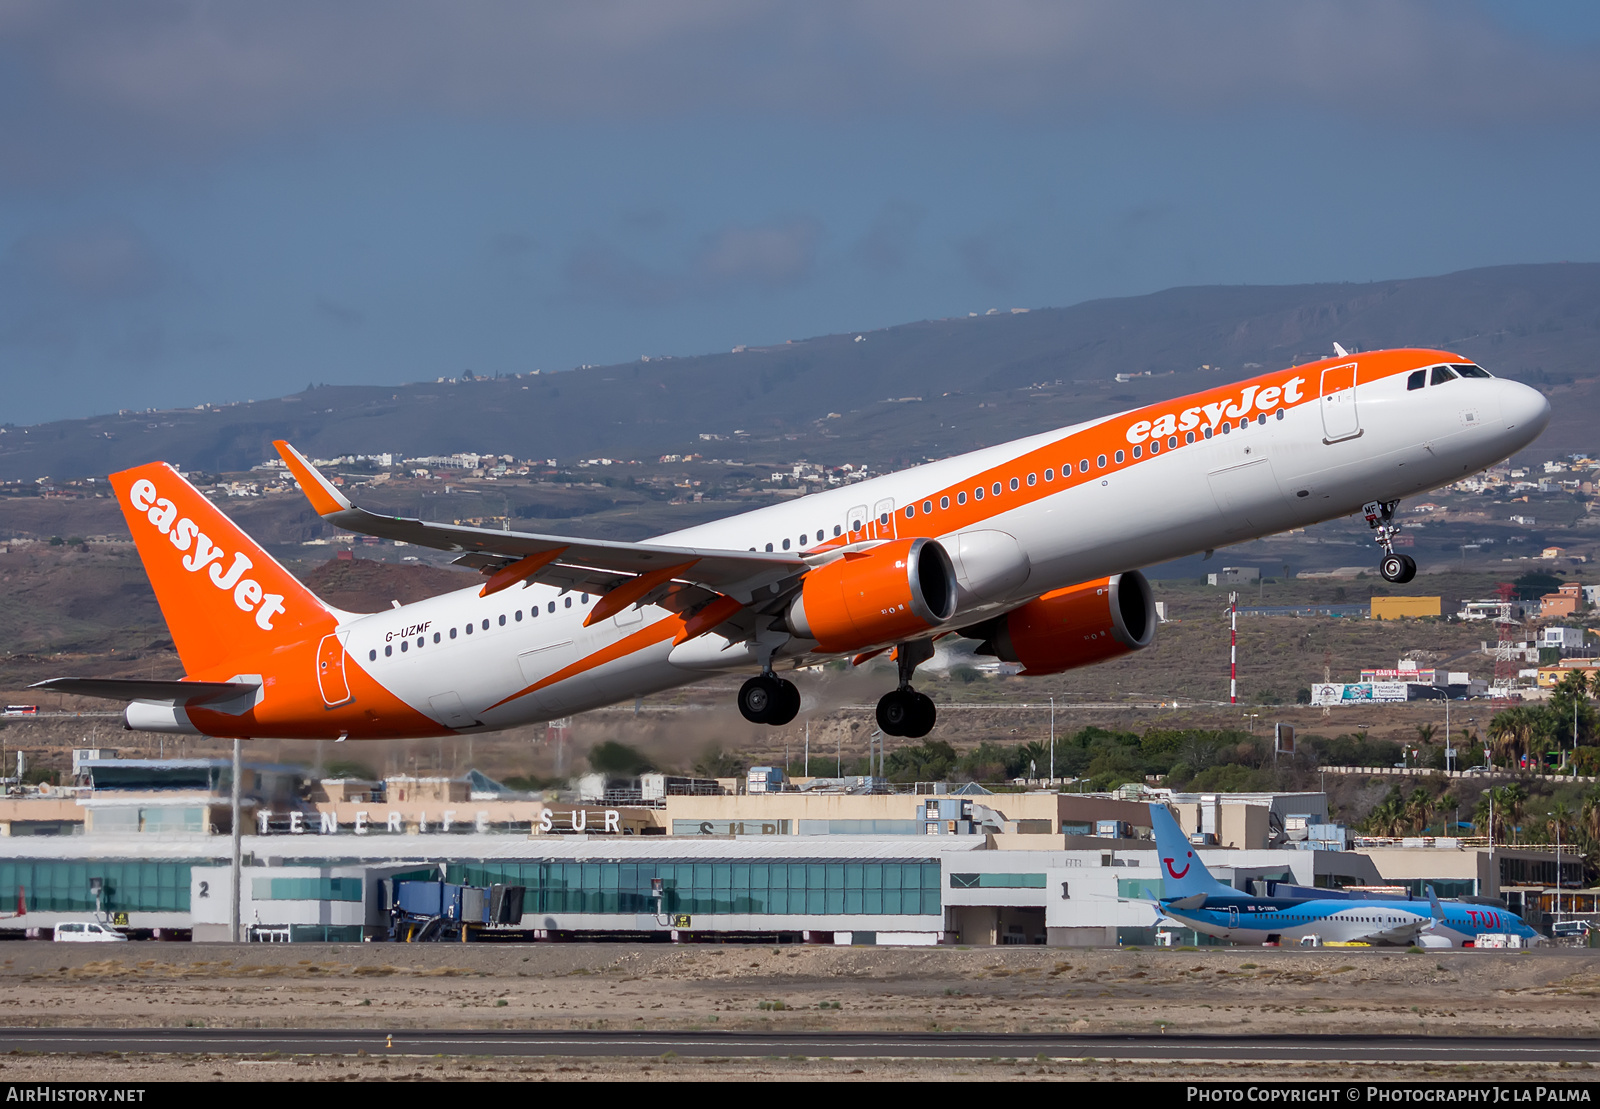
<box><xmin>787</xmin><ymin>537</ymin><xmax>957</xmax><ymax>652</ymax></box>
<box><xmin>965</xmin><ymin>571</ymin><xmax>1156</xmax><ymax>675</ymax></box>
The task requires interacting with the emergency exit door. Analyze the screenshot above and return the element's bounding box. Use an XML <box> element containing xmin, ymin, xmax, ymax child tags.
<box><xmin>316</xmin><ymin>633</ymin><xmax>352</xmax><ymax>707</ymax></box>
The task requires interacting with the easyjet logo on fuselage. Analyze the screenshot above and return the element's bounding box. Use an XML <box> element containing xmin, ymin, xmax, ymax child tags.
<box><xmin>1124</xmin><ymin>374</ymin><xmax>1308</xmax><ymax>446</ymax></box>
<box><xmin>127</xmin><ymin>478</ymin><xmax>286</xmax><ymax>631</ymax></box>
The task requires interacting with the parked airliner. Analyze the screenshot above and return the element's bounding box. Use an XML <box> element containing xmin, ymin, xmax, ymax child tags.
<box><xmin>37</xmin><ymin>347</ymin><xmax>1549</xmax><ymax>742</ymax></box>
<box><xmin>1149</xmin><ymin>803</ymin><xmax>1542</xmax><ymax>947</ymax></box>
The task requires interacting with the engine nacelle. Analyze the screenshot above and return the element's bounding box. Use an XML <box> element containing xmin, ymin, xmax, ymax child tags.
<box><xmin>787</xmin><ymin>537</ymin><xmax>957</xmax><ymax>652</ymax></box>
<box><xmin>966</xmin><ymin>571</ymin><xmax>1156</xmax><ymax>675</ymax></box>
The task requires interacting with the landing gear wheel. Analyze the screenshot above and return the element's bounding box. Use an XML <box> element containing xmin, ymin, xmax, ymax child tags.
<box><xmin>876</xmin><ymin>689</ymin><xmax>937</xmax><ymax>738</ymax></box>
<box><xmin>771</xmin><ymin>678</ymin><xmax>801</xmax><ymax>726</ymax></box>
<box><xmin>1379</xmin><ymin>553</ymin><xmax>1416</xmax><ymax>584</ymax></box>
<box><xmin>876</xmin><ymin>689</ymin><xmax>914</xmax><ymax>736</ymax></box>
<box><xmin>739</xmin><ymin>674</ymin><xmax>801</xmax><ymax>725</ymax></box>
<box><xmin>902</xmin><ymin>691</ymin><xmax>937</xmax><ymax>739</ymax></box>
<box><xmin>739</xmin><ymin>674</ymin><xmax>778</xmax><ymax>724</ymax></box>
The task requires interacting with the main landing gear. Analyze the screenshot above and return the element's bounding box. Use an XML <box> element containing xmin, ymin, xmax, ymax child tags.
<box><xmin>876</xmin><ymin>639</ymin><xmax>937</xmax><ymax>739</ymax></box>
<box><xmin>1363</xmin><ymin>499</ymin><xmax>1417</xmax><ymax>583</ymax></box>
<box><xmin>738</xmin><ymin>672</ymin><xmax>800</xmax><ymax>726</ymax></box>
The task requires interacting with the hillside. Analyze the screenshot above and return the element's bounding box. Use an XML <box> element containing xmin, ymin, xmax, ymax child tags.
<box><xmin>3</xmin><ymin>262</ymin><xmax>1598</xmax><ymax>482</ymax></box>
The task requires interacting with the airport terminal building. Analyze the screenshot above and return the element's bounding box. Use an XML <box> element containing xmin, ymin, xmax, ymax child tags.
<box><xmin>0</xmin><ymin>760</ymin><xmax>1580</xmax><ymax>945</ymax></box>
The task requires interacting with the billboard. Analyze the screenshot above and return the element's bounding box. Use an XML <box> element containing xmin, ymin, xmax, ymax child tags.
<box><xmin>1310</xmin><ymin>682</ymin><xmax>1409</xmax><ymax>705</ymax></box>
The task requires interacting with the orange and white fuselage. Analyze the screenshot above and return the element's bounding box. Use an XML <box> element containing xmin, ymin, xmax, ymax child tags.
<box><xmin>82</xmin><ymin>348</ymin><xmax>1548</xmax><ymax>740</ymax></box>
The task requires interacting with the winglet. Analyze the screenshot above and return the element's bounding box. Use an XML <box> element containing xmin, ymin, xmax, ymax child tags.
<box><xmin>1425</xmin><ymin>884</ymin><xmax>1444</xmax><ymax>921</ymax></box>
<box><xmin>274</xmin><ymin>440</ymin><xmax>353</xmax><ymax>516</ymax></box>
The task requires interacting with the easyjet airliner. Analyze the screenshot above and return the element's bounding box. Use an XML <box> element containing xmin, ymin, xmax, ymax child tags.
<box><xmin>37</xmin><ymin>348</ymin><xmax>1549</xmax><ymax>742</ymax></box>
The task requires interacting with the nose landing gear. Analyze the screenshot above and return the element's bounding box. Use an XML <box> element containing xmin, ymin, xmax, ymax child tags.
<box><xmin>738</xmin><ymin>671</ymin><xmax>800</xmax><ymax>726</ymax></box>
<box><xmin>1363</xmin><ymin>500</ymin><xmax>1416</xmax><ymax>583</ymax></box>
<box><xmin>875</xmin><ymin>639</ymin><xmax>937</xmax><ymax>739</ymax></box>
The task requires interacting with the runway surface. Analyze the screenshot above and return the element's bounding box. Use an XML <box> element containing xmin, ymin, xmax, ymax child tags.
<box><xmin>0</xmin><ymin>1028</ymin><xmax>1592</xmax><ymax>1063</ymax></box>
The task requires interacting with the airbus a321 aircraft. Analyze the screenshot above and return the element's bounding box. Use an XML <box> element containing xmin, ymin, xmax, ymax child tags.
<box><xmin>1149</xmin><ymin>803</ymin><xmax>1542</xmax><ymax>947</ymax></box>
<box><xmin>38</xmin><ymin>347</ymin><xmax>1548</xmax><ymax>744</ymax></box>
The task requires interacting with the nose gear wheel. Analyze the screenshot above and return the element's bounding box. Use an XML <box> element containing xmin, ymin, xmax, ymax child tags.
<box><xmin>1363</xmin><ymin>500</ymin><xmax>1416</xmax><ymax>582</ymax></box>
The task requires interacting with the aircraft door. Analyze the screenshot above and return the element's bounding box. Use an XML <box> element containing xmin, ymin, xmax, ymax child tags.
<box><xmin>316</xmin><ymin>633</ymin><xmax>352</xmax><ymax>707</ymax></box>
<box><xmin>1319</xmin><ymin>362</ymin><xmax>1361</xmax><ymax>442</ymax></box>
<box><xmin>846</xmin><ymin>504</ymin><xmax>868</xmax><ymax>538</ymax></box>
<box><xmin>1227</xmin><ymin>905</ymin><xmax>1240</xmax><ymax>933</ymax></box>
<box><xmin>872</xmin><ymin>498</ymin><xmax>896</xmax><ymax>539</ymax></box>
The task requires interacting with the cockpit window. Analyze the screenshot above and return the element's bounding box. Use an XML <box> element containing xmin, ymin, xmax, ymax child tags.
<box><xmin>1453</xmin><ymin>363</ymin><xmax>1493</xmax><ymax>379</ymax></box>
<box><xmin>1407</xmin><ymin>370</ymin><xmax>1426</xmax><ymax>391</ymax></box>
<box><xmin>1430</xmin><ymin>365</ymin><xmax>1458</xmax><ymax>386</ymax></box>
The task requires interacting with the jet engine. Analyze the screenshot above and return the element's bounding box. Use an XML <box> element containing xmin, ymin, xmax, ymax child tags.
<box><xmin>787</xmin><ymin>537</ymin><xmax>957</xmax><ymax>652</ymax></box>
<box><xmin>963</xmin><ymin>571</ymin><xmax>1156</xmax><ymax>675</ymax></box>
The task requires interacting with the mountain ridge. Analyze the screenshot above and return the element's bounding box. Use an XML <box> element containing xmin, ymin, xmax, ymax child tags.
<box><xmin>3</xmin><ymin>261</ymin><xmax>1597</xmax><ymax>482</ymax></box>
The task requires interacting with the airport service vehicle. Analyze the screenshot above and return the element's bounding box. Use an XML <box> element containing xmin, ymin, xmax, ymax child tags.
<box><xmin>1148</xmin><ymin>803</ymin><xmax>1543</xmax><ymax>947</ymax></box>
<box><xmin>35</xmin><ymin>348</ymin><xmax>1548</xmax><ymax>742</ymax></box>
<box><xmin>52</xmin><ymin>922</ymin><xmax>128</xmax><ymax>943</ymax></box>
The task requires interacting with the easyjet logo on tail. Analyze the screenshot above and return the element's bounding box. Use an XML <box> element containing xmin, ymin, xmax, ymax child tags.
<box><xmin>127</xmin><ymin>478</ymin><xmax>286</xmax><ymax>630</ymax></box>
<box><xmin>1125</xmin><ymin>374</ymin><xmax>1308</xmax><ymax>445</ymax></box>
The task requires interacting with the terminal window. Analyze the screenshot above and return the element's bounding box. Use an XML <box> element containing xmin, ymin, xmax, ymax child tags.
<box><xmin>949</xmin><ymin>873</ymin><xmax>1047</xmax><ymax>889</ymax></box>
<box><xmin>449</xmin><ymin>859</ymin><xmax>942</xmax><ymax>917</ymax></box>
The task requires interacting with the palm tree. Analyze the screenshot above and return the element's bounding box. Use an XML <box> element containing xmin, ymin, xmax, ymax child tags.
<box><xmin>1488</xmin><ymin>707</ymin><xmax>1540</xmax><ymax>768</ymax></box>
<box><xmin>1581</xmin><ymin>788</ymin><xmax>1600</xmax><ymax>849</ymax></box>
<box><xmin>1541</xmin><ymin>803</ymin><xmax>1574</xmax><ymax>848</ymax></box>
<box><xmin>1415</xmin><ymin>722</ymin><xmax>1438</xmax><ymax>747</ymax></box>
<box><xmin>1500</xmin><ymin>782</ymin><xmax>1529</xmax><ymax>844</ymax></box>
<box><xmin>1363</xmin><ymin>787</ymin><xmax>1408</xmax><ymax>837</ymax></box>
<box><xmin>1405</xmin><ymin>787</ymin><xmax>1435</xmax><ymax>834</ymax></box>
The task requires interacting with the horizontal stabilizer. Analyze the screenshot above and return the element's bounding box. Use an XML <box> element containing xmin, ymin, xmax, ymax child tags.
<box><xmin>31</xmin><ymin>677</ymin><xmax>260</xmax><ymax>706</ymax></box>
<box><xmin>1166</xmin><ymin>893</ymin><xmax>1208</xmax><ymax>910</ymax></box>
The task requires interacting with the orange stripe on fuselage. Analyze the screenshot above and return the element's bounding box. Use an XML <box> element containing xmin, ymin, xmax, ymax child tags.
<box><xmin>486</xmin><ymin>607</ymin><xmax>697</xmax><ymax>712</ymax></box>
<box><xmin>486</xmin><ymin>594</ymin><xmax>746</xmax><ymax>713</ymax></box>
<box><xmin>185</xmin><ymin>637</ymin><xmax>448</xmax><ymax>740</ymax></box>
<box><xmin>776</xmin><ymin>348</ymin><xmax>1457</xmax><ymax>556</ymax></box>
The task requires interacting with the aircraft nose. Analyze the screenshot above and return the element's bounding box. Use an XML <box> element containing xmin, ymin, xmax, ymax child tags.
<box><xmin>1500</xmin><ymin>379</ymin><xmax>1551</xmax><ymax>438</ymax></box>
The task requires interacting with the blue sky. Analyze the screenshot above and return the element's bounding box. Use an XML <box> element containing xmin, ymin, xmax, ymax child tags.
<box><xmin>3</xmin><ymin>1</ymin><xmax>1600</xmax><ymax>424</ymax></box>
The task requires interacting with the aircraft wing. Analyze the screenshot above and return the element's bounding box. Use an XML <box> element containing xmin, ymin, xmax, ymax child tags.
<box><xmin>274</xmin><ymin>441</ymin><xmax>807</xmax><ymax>604</ymax></box>
<box><xmin>31</xmin><ymin>677</ymin><xmax>260</xmax><ymax>706</ymax></box>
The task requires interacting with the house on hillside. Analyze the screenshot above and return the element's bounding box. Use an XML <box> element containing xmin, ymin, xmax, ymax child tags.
<box><xmin>1540</xmin><ymin>583</ymin><xmax>1584</xmax><ymax>619</ymax></box>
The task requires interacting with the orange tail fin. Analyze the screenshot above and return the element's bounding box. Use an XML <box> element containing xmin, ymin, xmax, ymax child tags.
<box><xmin>109</xmin><ymin>462</ymin><xmax>335</xmax><ymax>676</ymax></box>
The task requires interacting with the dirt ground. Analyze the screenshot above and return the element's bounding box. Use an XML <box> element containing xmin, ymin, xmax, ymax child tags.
<box><xmin>0</xmin><ymin>1054</ymin><xmax>1591</xmax><ymax>1083</ymax></box>
<box><xmin>1</xmin><ymin>943</ymin><xmax>1598</xmax><ymax>1081</ymax></box>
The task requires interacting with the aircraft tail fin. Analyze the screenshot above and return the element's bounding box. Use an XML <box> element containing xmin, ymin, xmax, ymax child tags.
<box><xmin>1149</xmin><ymin>802</ymin><xmax>1232</xmax><ymax>900</ymax></box>
<box><xmin>109</xmin><ymin>462</ymin><xmax>337</xmax><ymax>676</ymax></box>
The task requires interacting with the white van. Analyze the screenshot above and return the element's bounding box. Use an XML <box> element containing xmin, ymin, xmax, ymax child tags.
<box><xmin>52</xmin><ymin>922</ymin><xmax>128</xmax><ymax>943</ymax></box>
